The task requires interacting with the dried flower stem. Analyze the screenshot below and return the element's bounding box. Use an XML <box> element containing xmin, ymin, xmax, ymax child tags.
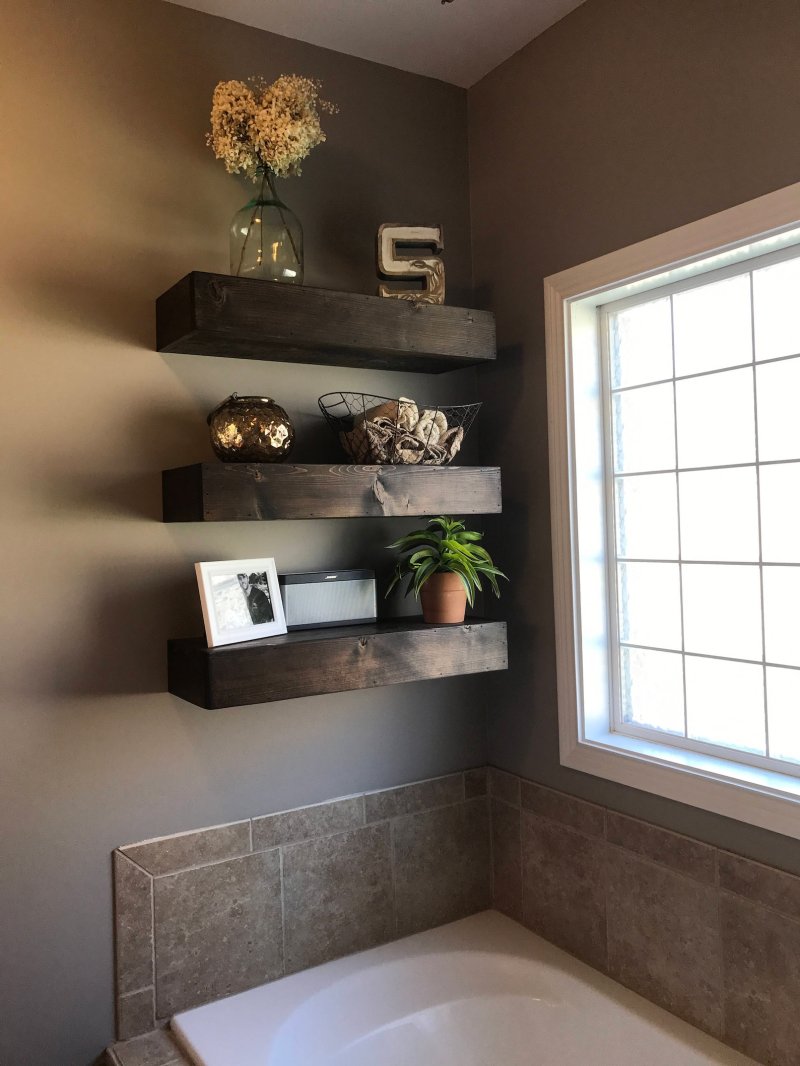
<box><xmin>233</xmin><ymin>170</ymin><xmax>268</xmax><ymax>277</ymax></box>
<box><xmin>264</xmin><ymin>169</ymin><xmax>301</xmax><ymax>268</ymax></box>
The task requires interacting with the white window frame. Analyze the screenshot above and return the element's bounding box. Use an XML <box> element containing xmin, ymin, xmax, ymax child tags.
<box><xmin>545</xmin><ymin>182</ymin><xmax>800</xmax><ymax>840</ymax></box>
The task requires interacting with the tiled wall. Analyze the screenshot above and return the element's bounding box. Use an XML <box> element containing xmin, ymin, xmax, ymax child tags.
<box><xmin>113</xmin><ymin>770</ymin><xmax>489</xmax><ymax>1040</ymax></box>
<box><xmin>489</xmin><ymin>767</ymin><xmax>800</xmax><ymax>1066</ymax></box>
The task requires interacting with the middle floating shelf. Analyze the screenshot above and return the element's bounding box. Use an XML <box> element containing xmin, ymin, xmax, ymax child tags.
<box><xmin>162</xmin><ymin>463</ymin><xmax>502</xmax><ymax>521</ymax></box>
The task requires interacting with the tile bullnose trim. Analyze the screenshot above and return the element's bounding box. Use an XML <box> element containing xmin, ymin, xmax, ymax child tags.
<box><xmin>520</xmin><ymin>779</ymin><xmax>605</xmax><ymax>839</ymax></box>
<box><xmin>121</xmin><ymin>820</ymin><xmax>252</xmax><ymax>877</ymax></box>
<box><xmin>718</xmin><ymin>848</ymin><xmax>800</xmax><ymax>922</ymax></box>
<box><xmin>252</xmin><ymin>795</ymin><xmax>365</xmax><ymax>851</ymax></box>
<box><xmin>113</xmin><ymin>852</ymin><xmax>154</xmax><ymax>1004</ymax></box>
<box><xmin>364</xmin><ymin>772</ymin><xmax>465</xmax><ymax>822</ymax></box>
<box><xmin>606</xmin><ymin>810</ymin><xmax>717</xmax><ymax>885</ymax></box>
<box><xmin>488</xmin><ymin>767</ymin><xmax>521</xmax><ymax>807</ymax></box>
<box><xmin>464</xmin><ymin>766</ymin><xmax>488</xmax><ymax>798</ymax></box>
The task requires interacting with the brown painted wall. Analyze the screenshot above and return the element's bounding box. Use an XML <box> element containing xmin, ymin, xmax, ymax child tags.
<box><xmin>469</xmin><ymin>0</ymin><xmax>800</xmax><ymax>873</ymax></box>
<box><xmin>0</xmin><ymin>3</ymin><xmax>479</xmax><ymax>1063</ymax></box>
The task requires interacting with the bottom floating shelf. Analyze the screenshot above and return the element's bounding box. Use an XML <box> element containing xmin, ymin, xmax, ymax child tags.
<box><xmin>168</xmin><ymin>619</ymin><xmax>508</xmax><ymax>709</ymax></box>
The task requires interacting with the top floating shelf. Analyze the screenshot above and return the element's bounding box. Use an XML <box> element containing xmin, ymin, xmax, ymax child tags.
<box><xmin>156</xmin><ymin>272</ymin><xmax>496</xmax><ymax>373</ymax></box>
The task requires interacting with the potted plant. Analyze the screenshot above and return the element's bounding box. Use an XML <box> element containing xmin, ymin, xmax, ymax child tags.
<box><xmin>386</xmin><ymin>516</ymin><xmax>507</xmax><ymax>624</ymax></box>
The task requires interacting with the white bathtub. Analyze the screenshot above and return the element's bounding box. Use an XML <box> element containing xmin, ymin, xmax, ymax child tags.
<box><xmin>172</xmin><ymin>911</ymin><xmax>755</xmax><ymax>1066</ymax></box>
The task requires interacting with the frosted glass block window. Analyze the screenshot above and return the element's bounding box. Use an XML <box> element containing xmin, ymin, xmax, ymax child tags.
<box><xmin>766</xmin><ymin>667</ymin><xmax>800</xmax><ymax>765</ymax></box>
<box><xmin>760</xmin><ymin>463</ymin><xmax>800</xmax><ymax>563</ymax></box>
<box><xmin>673</xmin><ymin>274</ymin><xmax>752</xmax><ymax>376</ymax></box>
<box><xmin>762</xmin><ymin>567</ymin><xmax>800</xmax><ymax>668</ymax></box>
<box><xmin>681</xmin><ymin>564</ymin><xmax>762</xmax><ymax>661</ymax></box>
<box><xmin>617</xmin><ymin>562</ymin><xmax>682</xmax><ymax>650</ymax></box>
<box><xmin>602</xmin><ymin>243</ymin><xmax>800</xmax><ymax>776</ymax></box>
<box><xmin>685</xmin><ymin>656</ymin><xmax>766</xmax><ymax>755</ymax></box>
<box><xmin>620</xmin><ymin>647</ymin><xmax>685</xmax><ymax>734</ymax></box>
<box><xmin>675</xmin><ymin>368</ymin><xmax>755</xmax><ymax>469</ymax></box>
<box><xmin>612</xmin><ymin>384</ymin><xmax>675</xmax><ymax>474</ymax></box>
<box><xmin>756</xmin><ymin>359</ymin><xmax>800</xmax><ymax>461</ymax></box>
<box><xmin>615</xmin><ymin>473</ymin><xmax>679</xmax><ymax>560</ymax></box>
<box><xmin>679</xmin><ymin>467</ymin><xmax>759</xmax><ymax>562</ymax></box>
<box><xmin>754</xmin><ymin>257</ymin><xmax>800</xmax><ymax>362</ymax></box>
<box><xmin>610</xmin><ymin>297</ymin><xmax>673</xmax><ymax>388</ymax></box>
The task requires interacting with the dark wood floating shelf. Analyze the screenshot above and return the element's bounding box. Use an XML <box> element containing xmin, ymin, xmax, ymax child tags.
<box><xmin>168</xmin><ymin>619</ymin><xmax>508</xmax><ymax>709</ymax></box>
<box><xmin>162</xmin><ymin>463</ymin><xmax>502</xmax><ymax>522</ymax></box>
<box><xmin>156</xmin><ymin>272</ymin><xmax>496</xmax><ymax>373</ymax></box>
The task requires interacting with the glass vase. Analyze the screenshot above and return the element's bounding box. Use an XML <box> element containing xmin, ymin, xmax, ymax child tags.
<box><xmin>230</xmin><ymin>168</ymin><xmax>304</xmax><ymax>284</ymax></box>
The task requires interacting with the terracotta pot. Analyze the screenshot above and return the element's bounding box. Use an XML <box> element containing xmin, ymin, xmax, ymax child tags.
<box><xmin>420</xmin><ymin>572</ymin><xmax>467</xmax><ymax>624</ymax></box>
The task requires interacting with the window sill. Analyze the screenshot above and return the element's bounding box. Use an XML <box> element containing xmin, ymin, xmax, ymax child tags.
<box><xmin>563</xmin><ymin>730</ymin><xmax>800</xmax><ymax>839</ymax></box>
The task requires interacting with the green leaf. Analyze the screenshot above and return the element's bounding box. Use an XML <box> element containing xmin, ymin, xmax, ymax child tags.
<box><xmin>386</xmin><ymin>532</ymin><xmax>440</xmax><ymax>552</ymax></box>
<box><xmin>411</xmin><ymin>557</ymin><xmax>437</xmax><ymax>598</ymax></box>
<box><xmin>454</xmin><ymin>569</ymin><xmax>474</xmax><ymax>606</ymax></box>
<box><xmin>409</xmin><ymin>547</ymin><xmax>438</xmax><ymax>566</ymax></box>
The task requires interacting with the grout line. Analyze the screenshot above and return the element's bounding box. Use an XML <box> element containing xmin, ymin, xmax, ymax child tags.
<box><xmin>602</xmin><ymin>831</ymin><xmax>611</xmax><ymax>975</ymax></box>
<box><xmin>389</xmin><ymin>819</ymin><xmax>399</xmax><ymax>938</ymax></box>
<box><xmin>714</xmin><ymin>848</ymin><xmax>724</xmax><ymax>1032</ymax></box>
<box><xmin>148</xmin><ymin>866</ymin><xmax>156</xmax><ymax>995</ymax></box>
<box><xmin>488</xmin><ymin>797</ymin><xmax>496</xmax><ymax>908</ymax></box>
<box><xmin>517</xmin><ymin>790</ymin><xmax>524</xmax><ymax>921</ymax></box>
<box><xmin>278</xmin><ymin>847</ymin><xmax>287</xmax><ymax>977</ymax></box>
<box><xmin>117</xmin><ymin>984</ymin><xmax>154</xmax><ymax>1000</ymax></box>
<box><xmin>248</xmin><ymin>819</ymin><xmax>253</xmax><ymax>853</ymax></box>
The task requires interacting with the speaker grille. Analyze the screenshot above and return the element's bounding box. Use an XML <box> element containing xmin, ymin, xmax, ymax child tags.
<box><xmin>282</xmin><ymin>577</ymin><xmax>377</xmax><ymax>628</ymax></box>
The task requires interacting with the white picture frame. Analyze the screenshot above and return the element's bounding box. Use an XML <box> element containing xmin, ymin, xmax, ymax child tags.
<box><xmin>195</xmin><ymin>558</ymin><xmax>287</xmax><ymax>648</ymax></box>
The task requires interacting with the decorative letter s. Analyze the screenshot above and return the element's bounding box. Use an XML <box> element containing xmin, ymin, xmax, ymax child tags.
<box><xmin>376</xmin><ymin>224</ymin><xmax>445</xmax><ymax>305</ymax></box>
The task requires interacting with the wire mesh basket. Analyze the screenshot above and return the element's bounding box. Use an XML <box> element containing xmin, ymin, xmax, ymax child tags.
<box><xmin>319</xmin><ymin>392</ymin><xmax>481</xmax><ymax>466</ymax></box>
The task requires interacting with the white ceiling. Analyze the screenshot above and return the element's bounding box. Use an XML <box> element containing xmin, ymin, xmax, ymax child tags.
<box><xmin>165</xmin><ymin>0</ymin><xmax>587</xmax><ymax>87</ymax></box>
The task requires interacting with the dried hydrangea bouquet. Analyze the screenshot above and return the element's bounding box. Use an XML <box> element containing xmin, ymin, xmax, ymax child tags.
<box><xmin>207</xmin><ymin>75</ymin><xmax>336</xmax><ymax>283</ymax></box>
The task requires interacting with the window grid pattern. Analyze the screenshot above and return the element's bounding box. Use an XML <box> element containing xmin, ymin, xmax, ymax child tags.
<box><xmin>603</xmin><ymin>251</ymin><xmax>800</xmax><ymax>773</ymax></box>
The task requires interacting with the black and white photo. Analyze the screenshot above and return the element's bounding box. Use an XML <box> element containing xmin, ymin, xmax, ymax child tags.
<box><xmin>195</xmin><ymin>558</ymin><xmax>286</xmax><ymax>647</ymax></box>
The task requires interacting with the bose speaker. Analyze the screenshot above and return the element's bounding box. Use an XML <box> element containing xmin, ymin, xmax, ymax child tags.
<box><xmin>278</xmin><ymin>570</ymin><xmax>377</xmax><ymax>630</ymax></box>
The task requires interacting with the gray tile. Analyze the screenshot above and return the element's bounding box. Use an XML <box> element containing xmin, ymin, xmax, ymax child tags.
<box><xmin>364</xmin><ymin>774</ymin><xmax>463</xmax><ymax>822</ymax></box>
<box><xmin>283</xmin><ymin>823</ymin><xmax>393</xmax><ymax>973</ymax></box>
<box><xmin>122</xmin><ymin>821</ymin><xmax>251</xmax><ymax>877</ymax></box>
<box><xmin>521</xmin><ymin>781</ymin><xmax>605</xmax><ymax>838</ymax></box>
<box><xmin>521</xmin><ymin>811</ymin><xmax>607</xmax><ymax>970</ymax></box>
<box><xmin>116</xmin><ymin>987</ymin><xmax>155</xmax><ymax>1042</ymax></box>
<box><xmin>109</xmin><ymin>1028</ymin><xmax>183</xmax><ymax>1066</ymax></box>
<box><xmin>491</xmin><ymin>798</ymin><xmax>522</xmax><ymax>921</ymax></box>
<box><xmin>114</xmin><ymin>852</ymin><xmax>154</xmax><ymax>996</ymax></box>
<box><xmin>488</xmin><ymin>767</ymin><xmax>520</xmax><ymax>807</ymax></box>
<box><xmin>461</xmin><ymin>797</ymin><xmax>492</xmax><ymax>916</ymax></box>
<box><xmin>154</xmin><ymin>851</ymin><xmax>282</xmax><ymax>1017</ymax></box>
<box><xmin>719</xmin><ymin>850</ymin><xmax>800</xmax><ymax>921</ymax></box>
<box><xmin>606</xmin><ymin>811</ymin><xmax>716</xmax><ymax>885</ymax></box>
<box><xmin>252</xmin><ymin>796</ymin><xmax>364</xmax><ymax>850</ymax></box>
<box><xmin>721</xmin><ymin>890</ymin><xmax>800</xmax><ymax>1066</ymax></box>
<box><xmin>464</xmin><ymin>767</ymin><xmax>488</xmax><ymax>798</ymax></box>
<box><xmin>606</xmin><ymin>848</ymin><xmax>722</xmax><ymax>1036</ymax></box>
<box><xmin>393</xmin><ymin>798</ymin><xmax>491</xmax><ymax>938</ymax></box>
